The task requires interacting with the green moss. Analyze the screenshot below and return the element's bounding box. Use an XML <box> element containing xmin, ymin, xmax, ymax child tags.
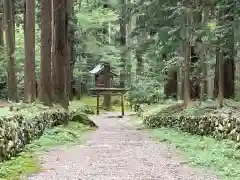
<box><xmin>0</xmin><ymin>121</ymin><xmax>93</xmax><ymax>180</ymax></box>
<box><xmin>0</xmin><ymin>153</ymin><xmax>40</xmax><ymax>180</ymax></box>
<box><xmin>150</xmin><ymin>127</ymin><xmax>240</xmax><ymax>180</ymax></box>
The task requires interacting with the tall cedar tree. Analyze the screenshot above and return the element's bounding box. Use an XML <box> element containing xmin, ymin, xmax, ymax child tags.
<box><xmin>52</xmin><ymin>0</ymin><xmax>69</xmax><ymax>109</ymax></box>
<box><xmin>39</xmin><ymin>0</ymin><xmax>52</xmax><ymax>105</ymax></box>
<box><xmin>24</xmin><ymin>0</ymin><xmax>36</xmax><ymax>102</ymax></box>
<box><xmin>119</xmin><ymin>0</ymin><xmax>127</xmax><ymax>88</ymax></box>
<box><xmin>3</xmin><ymin>0</ymin><xmax>18</xmax><ymax>101</ymax></box>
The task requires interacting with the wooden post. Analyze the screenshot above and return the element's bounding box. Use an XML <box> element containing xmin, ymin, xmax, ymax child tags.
<box><xmin>97</xmin><ymin>91</ymin><xmax>100</xmax><ymax>115</ymax></box>
<box><xmin>121</xmin><ymin>93</ymin><xmax>124</xmax><ymax>116</ymax></box>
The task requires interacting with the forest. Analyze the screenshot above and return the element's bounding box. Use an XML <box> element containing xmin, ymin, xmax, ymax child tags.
<box><xmin>0</xmin><ymin>0</ymin><xmax>240</xmax><ymax>179</ymax></box>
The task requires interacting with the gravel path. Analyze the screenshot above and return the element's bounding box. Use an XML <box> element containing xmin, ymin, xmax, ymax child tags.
<box><xmin>26</xmin><ymin>113</ymin><xmax>219</xmax><ymax>180</ymax></box>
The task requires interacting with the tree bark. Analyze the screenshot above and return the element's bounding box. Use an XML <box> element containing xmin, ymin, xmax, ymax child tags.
<box><xmin>102</xmin><ymin>2</ymin><xmax>111</xmax><ymax>109</ymax></box>
<box><xmin>183</xmin><ymin>40</ymin><xmax>191</xmax><ymax>107</ymax></box>
<box><xmin>177</xmin><ymin>66</ymin><xmax>183</xmax><ymax>100</ymax></box>
<box><xmin>3</xmin><ymin>0</ymin><xmax>18</xmax><ymax>102</ymax></box>
<box><xmin>66</xmin><ymin>0</ymin><xmax>73</xmax><ymax>102</ymax></box>
<box><xmin>199</xmin><ymin>10</ymin><xmax>208</xmax><ymax>103</ymax></box>
<box><xmin>183</xmin><ymin>1</ymin><xmax>191</xmax><ymax>107</ymax></box>
<box><xmin>119</xmin><ymin>0</ymin><xmax>127</xmax><ymax>88</ymax></box>
<box><xmin>0</xmin><ymin>1</ymin><xmax>3</xmax><ymax>46</ymax></box>
<box><xmin>125</xmin><ymin>0</ymin><xmax>132</xmax><ymax>85</ymax></box>
<box><xmin>214</xmin><ymin>0</ymin><xmax>235</xmax><ymax>99</ymax></box>
<box><xmin>51</xmin><ymin>0</ymin><xmax>56</xmax><ymax>101</ymax></box>
<box><xmin>235</xmin><ymin>60</ymin><xmax>240</xmax><ymax>100</ymax></box>
<box><xmin>24</xmin><ymin>0</ymin><xmax>36</xmax><ymax>102</ymax></box>
<box><xmin>0</xmin><ymin>15</ymin><xmax>3</xmax><ymax>46</ymax></box>
<box><xmin>217</xmin><ymin>48</ymin><xmax>224</xmax><ymax>108</ymax></box>
<box><xmin>207</xmin><ymin>63</ymin><xmax>214</xmax><ymax>99</ymax></box>
<box><xmin>52</xmin><ymin>0</ymin><xmax>68</xmax><ymax>109</ymax></box>
<box><xmin>39</xmin><ymin>0</ymin><xmax>52</xmax><ymax>106</ymax></box>
<box><xmin>135</xmin><ymin>15</ymin><xmax>146</xmax><ymax>75</ymax></box>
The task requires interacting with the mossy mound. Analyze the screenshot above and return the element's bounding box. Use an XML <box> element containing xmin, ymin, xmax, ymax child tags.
<box><xmin>71</xmin><ymin>112</ymin><xmax>97</xmax><ymax>127</ymax></box>
<box><xmin>144</xmin><ymin>104</ymin><xmax>240</xmax><ymax>142</ymax></box>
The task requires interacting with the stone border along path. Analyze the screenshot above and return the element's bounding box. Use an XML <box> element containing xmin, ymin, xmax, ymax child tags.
<box><xmin>26</xmin><ymin>113</ymin><xmax>219</xmax><ymax>180</ymax></box>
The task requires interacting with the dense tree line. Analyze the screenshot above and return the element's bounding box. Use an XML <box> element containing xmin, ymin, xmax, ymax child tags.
<box><xmin>1</xmin><ymin>0</ymin><xmax>72</xmax><ymax>108</ymax></box>
<box><xmin>0</xmin><ymin>0</ymin><xmax>239</xmax><ymax>109</ymax></box>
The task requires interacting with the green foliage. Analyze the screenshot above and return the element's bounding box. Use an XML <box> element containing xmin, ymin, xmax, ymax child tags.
<box><xmin>152</xmin><ymin>128</ymin><xmax>240</xmax><ymax>180</ymax></box>
<box><xmin>126</xmin><ymin>76</ymin><xmax>164</xmax><ymax>106</ymax></box>
<box><xmin>77</xmin><ymin>8</ymin><xmax>117</xmax><ymax>29</ymax></box>
<box><xmin>144</xmin><ymin>106</ymin><xmax>240</xmax><ymax>142</ymax></box>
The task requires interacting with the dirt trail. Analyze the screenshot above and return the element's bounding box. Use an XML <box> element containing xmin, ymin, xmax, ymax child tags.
<box><xmin>26</xmin><ymin>113</ymin><xmax>219</xmax><ymax>180</ymax></box>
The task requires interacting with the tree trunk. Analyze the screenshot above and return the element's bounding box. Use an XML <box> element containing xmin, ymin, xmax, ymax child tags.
<box><xmin>52</xmin><ymin>0</ymin><xmax>68</xmax><ymax>109</ymax></box>
<box><xmin>217</xmin><ymin>47</ymin><xmax>224</xmax><ymax>108</ymax></box>
<box><xmin>66</xmin><ymin>39</ymin><xmax>72</xmax><ymax>101</ymax></box>
<box><xmin>223</xmin><ymin>0</ymin><xmax>234</xmax><ymax>99</ymax></box>
<box><xmin>183</xmin><ymin>1</ymin><xmax>191</xmax><ymax>107</ymax></box>
<box><xmin>119</xmin><ymin>0</ymin><xmax>127</xmax><ymax>88</ymax></box>
<box><xmin>235</xmin><ymin>60</ymin><xmax>240</xmax><ymax>100</ymax></box>
<box><xmin>102</xmin><ymin>2</ymin><xmax>111</xmax><ymax>109</ymax></box>
<box><xmin>65</xmin><ymin>0</ymin><xmax>73</xmax><ymax>103</ymax></box>
<box><xmin>198</xmin><ymin>10</ymin><xmax>208</xmax><ymax>103</ymax></box>
<box><xmin>214</xmin><ymin>1</ymin><xmax>235</xmax><ymax>99</ymax></box>
<box><xmin>135</xmin><ymin>15</ymin><xmax>145</xmax><ymax>76</ymax></box>
<box><xmin>125</xmin><ymin>0</ymin><xmax>132</xmax><ymax>85</ymax></box>
<box><xmin>39</xmin><ymin>0</ymin><xmax>52</xmax><ymax>106</ymax></box>
<box><xmin>3</xmin><ymin>0</ymin><xmax>18</xmax><ymax>102</ymax></box>
<box><xmin>177</xmin><ymin>66</ymin><xmax>183</xmax><ymax>101</ymax></box>
<box><xmin>103</xmin><ymin>62</ymin><xmax>111</xmax><ymax>110</ymax></box>
<box><xmin>135</xmin><ymin>49</ymin><xmax>144</xmax><ymax>75</ymax></box>
<box><xmin>216</xmin><ymin>6</ymin><xmax>224</xmax><ymax>108</ymax></box>
<box><xmin>24</xmin><ymin>0</ymin><xmax>36</xmax><ymax>102</ymax></box>
<box><xmin>0</xmin><ymin>0</ymin><xmax>3</xmax><ymax>45</ymax></box>
<box><xmin>51</xmin><ymin>0</ymin><xmax>57</xmax><ymax>102</ymax></box>
<box><xmin>183</xmin><ymin>40</ymin><xmax>191</xmax><ymax>107</ymax></box>
<box><xmin>0</xmin><ymin>15</ymin><xmax>3</xmax><ymax>46</ymax></box>
<box><xmin>207</xmin><ymin>63</ymin><xmax>214</xmax><ymax>99</ymax></box>
<box><xmin>234</xmin><ymin>1</ymin><xmax>239</xmax><ymax>100</ymax></box>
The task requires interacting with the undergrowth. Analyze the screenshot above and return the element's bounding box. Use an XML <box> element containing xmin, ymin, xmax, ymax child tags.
<box><xmin>0</xmin><ymin>121</ymin><xmax>93</xmax><ymax>180</ymax></box>
<box><xmin>149</xmin><ymin>126</ymin><xmax>240</xmax><ymax>180</ymax></box>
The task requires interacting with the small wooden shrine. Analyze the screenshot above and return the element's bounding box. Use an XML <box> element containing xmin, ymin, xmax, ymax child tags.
<box><xmin>89</xmin><ymin>63</ymin><xmax>117</xmax><ymax>88</ymax></box>
<box><xmin>89</xmin><ymin>63</ymin><xmax>128</xmax><ymax>116</ymax></box>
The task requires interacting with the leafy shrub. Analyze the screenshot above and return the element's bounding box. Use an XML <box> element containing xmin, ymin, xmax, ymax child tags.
<box><xmin>0</xmin><ymin>108</ymin><xmax>95</xmax><ymax>162</ymax></box>
<box><xmin>144</xmin><ymin>113</ymin><xmax>240</xmax><ymax>142</ymax></box>
<box><xmin>126</xmin><ymin>76</ymin><xmax>164</xmax><ymax>108</ymax></box>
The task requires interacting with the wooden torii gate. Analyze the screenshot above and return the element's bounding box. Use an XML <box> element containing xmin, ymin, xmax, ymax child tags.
<box><xmin>89</xmin><ymin>88</ymin><xmax>127</xmax><ymax>116</ymax></box>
